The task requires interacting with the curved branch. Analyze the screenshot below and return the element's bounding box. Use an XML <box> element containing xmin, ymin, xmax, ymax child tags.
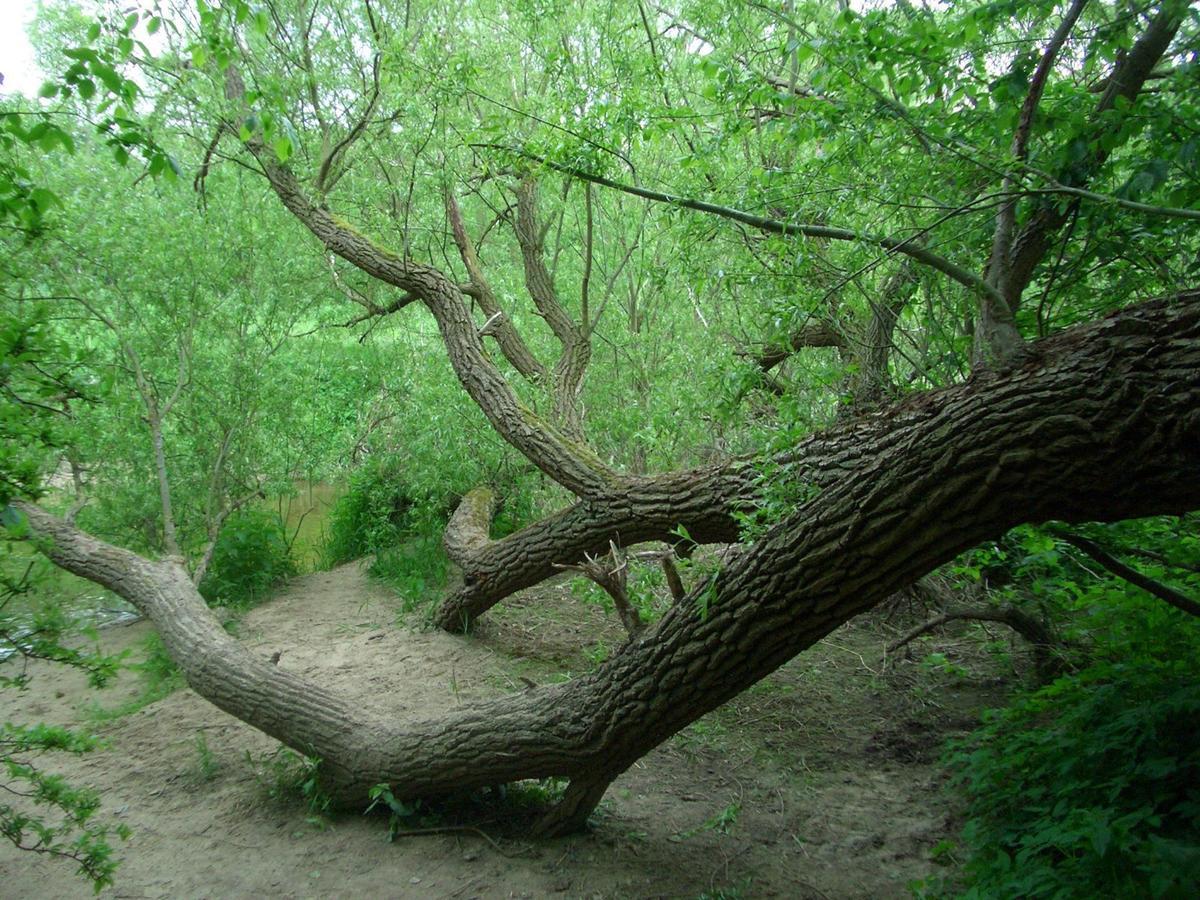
<box><xmin>234</xmin><ymin>127</ymin><xmax>617</xmax><ymax>498</ymax></box>
<box><xmin>434</xmin><ymin>289</ymin><xmax>1200</xmax><ymax>631</ymax></box>
<box><xmin>478</xmin><ymin>145</ymin><xmax>1003</xmax><ymax>306</ymax></box>
<box><xmin>754</xmin><ymin>318</ymin><xmax>846</xmax><ymax>372</ymax></box>
<box><xmin>980</xmin><ymin>0</ymin><xmax>1089</xmax><ymax>362</ymax></box>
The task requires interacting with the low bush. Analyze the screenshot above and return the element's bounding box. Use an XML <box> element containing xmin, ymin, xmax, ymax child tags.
<box><xmin>198</xmin><ymin>508</ymin><xmax>295</xmax><ymax>608</ymax></box>
<box><xmin>934</xmin><ymin>645</ymin><xmax>1200</xmax><ymax>898</ymax></box>
<box><xmin>320</xmin><ymin>456</ymin><xmax>415</xmax><ymax>567</ymax></box>
<box><xmin>320</xmin><ymin>453</ymin><xmax>538</xmax><ymax>613</ymax></box>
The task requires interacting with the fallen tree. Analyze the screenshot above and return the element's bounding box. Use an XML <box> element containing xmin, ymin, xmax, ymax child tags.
<box><xmin>7</xmin><ymin>0</ymin><xmax>1199</xmax><ymax>842</ymax></box>
<box><xmin>13</xmin><ymin>292</ymin><xmax>1200</xmax><ymax>834</ymax></box>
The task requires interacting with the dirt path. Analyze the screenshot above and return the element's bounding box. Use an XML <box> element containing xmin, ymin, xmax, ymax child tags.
<box><xmin>1</xmin><ymin>560</ymin><xmax>1000</xmax><ymax>898</ymax></box>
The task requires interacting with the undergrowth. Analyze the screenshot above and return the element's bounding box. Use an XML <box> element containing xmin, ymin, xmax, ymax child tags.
<box><xmin>913</xmin><ymin>520</ymin><xmax>1200</xmax><ymax>899</ymax></box>
<box><xmin>320</xmin><ymin>453</ymin><xmax>537</xmax><ymax>616</ymax></box>
<box><xmin>365</xmin><ymin>777</ymin><xmax>567</xmax><ymax>840</ymax></box>
<box><xmin>198</xmin><ymin>508</ymin><xmax>295</xmax><ymax>609</ymax></box>
<box><xmin>245</xmin><ymin>747</ymin><xmax>330</xmax><ymax>828</ymax></box>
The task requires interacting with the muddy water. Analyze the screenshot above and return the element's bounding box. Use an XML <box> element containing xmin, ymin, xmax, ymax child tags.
<box><xmin>1</xmin><ymin>481</ymin><xmax>343</xmax><ymax>657</ymax></box>
<box><xmin>271</xmin><ymin>479</ymin><xmax>343</xmax><ymax>573</ymax></box>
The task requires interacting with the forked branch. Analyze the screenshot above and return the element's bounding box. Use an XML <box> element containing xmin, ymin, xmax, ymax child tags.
<box><xmin>556</xmin><ymin>542</ymin><xmax>645</xmax><ymax>638</ymax></box>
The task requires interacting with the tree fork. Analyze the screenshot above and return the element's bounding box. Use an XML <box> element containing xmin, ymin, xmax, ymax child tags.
<box><xmin>8</xmin><ymin>294</ymin><xmax>1200</xmax><ymax>835</ymax></box>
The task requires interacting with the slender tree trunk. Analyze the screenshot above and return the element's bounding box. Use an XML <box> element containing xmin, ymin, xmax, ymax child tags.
<box><xmin>13</xmin><ymin>295</ymin><xmax>1199</xmax><ymax>835</ymax></box>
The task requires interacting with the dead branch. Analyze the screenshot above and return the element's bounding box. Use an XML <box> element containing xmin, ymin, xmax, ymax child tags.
<box><xmin>556</xmin><ymin>542</ymin><xmax>644</xmax><ymax>638</ymax></box>
<box><xmin>889</xmin><ymin>603</ymin><xmax>1064</xmax><ymax>680</ymax></box>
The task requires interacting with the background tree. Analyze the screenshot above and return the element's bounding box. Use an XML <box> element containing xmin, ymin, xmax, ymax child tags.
<box><xmin>3</xmin><ymin>0</ymin><xmax>1198</xmax><ymax>876</ymax></box>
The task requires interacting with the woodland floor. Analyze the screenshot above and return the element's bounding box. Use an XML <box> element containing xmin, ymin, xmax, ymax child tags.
<box><xmin>0</xmin><ymin>558</ymin><xmax>1019</xmax><ymax>899</ymax></box>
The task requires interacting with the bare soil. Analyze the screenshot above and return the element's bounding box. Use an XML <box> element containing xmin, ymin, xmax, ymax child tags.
<box><xmin>1</xmin><ymin>560</ymin><xmax>1014</xmax><ymax>898</ymax></box>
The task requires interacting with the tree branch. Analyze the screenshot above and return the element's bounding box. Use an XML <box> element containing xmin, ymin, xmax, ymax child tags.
<box><xmin>513</xmin><ymin>178</ymin><xmax>593</xmax><ymax>440</ymax></box>
<box><xmin>221</xmin><ymin>69</ymin><xmax>618</xmax><ymax>497</ymax></box>
<box><xmin>443</xmin><ymin>189</ymin><xmax>547</xmax><ymax>382</ymax></box>
<box><xmin>481</xmin><ymin>145</ymin><xmax>1003</xmax><ymax>306</ymax></box>
<box><xmin>1054</xmin><ymin>530</ymin><xmax>1200</xmax><ymax>618</ymax></box>
<box><xmin>888</xmin><ymin>604</ymin><xmax>1064</xmax><ymax>680</ymax></box>
<box><xmin>555</xmin><ymin>542</ymin><xmax>645</xmax><ymax>639</ymax></box>
<box><xmin>980</xmin><ymin>0</ymin><xmax>1089</xmax><ymax>363</ymax></box>
<box><xmin>1004</xmin><ymin>5</ymin><xmax>1185</xmax><ymax>308</ymax></box>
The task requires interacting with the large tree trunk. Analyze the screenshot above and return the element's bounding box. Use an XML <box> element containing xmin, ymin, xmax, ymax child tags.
<box><xmin>13</xmin><ymin>294</ymin><xmax>1199</xmax><ymax>835</ymax></box>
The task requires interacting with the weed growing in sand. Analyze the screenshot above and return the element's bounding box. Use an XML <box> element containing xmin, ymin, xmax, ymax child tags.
<box><xmin>187</xmin><ymin>733</ymin><xmax>221</xmax><ymax>784</ymax></box>
<box><xmin>246</xmin><ymin>747</ymin><xmax>331</xmax><ymax>827</ymax></box>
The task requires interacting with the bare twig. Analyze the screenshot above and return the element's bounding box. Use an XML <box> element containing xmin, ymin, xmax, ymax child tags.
<box><xmin>556</xmin><ymin>542</ymin><xmax>645</xmax><ymax>638</ymax></box>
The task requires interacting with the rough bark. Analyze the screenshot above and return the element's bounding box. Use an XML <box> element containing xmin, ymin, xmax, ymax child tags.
<box><xmin>848</xmin><ymin>265</ymin><xmax>915</xmax><ymax>407</ymax></box>
<box><xmin>513</xmin><ymin>178</ymin><xmax>593</xmax><ymax>441</ymax></box>
<box><xmin>13</xmin><ymin>295</ymin><xmax>1199</xmax><ymax>835</ymax></box>
<box><xmin>436</xmin><ymin>459</ymin><xmax>756</xmax><ymax>631</ymax></box>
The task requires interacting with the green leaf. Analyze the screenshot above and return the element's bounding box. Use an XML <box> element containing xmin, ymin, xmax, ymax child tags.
<box><xmin>273</xmin><ymin>135</ymin><xmax>293</xmax><ymax>163</ymax></box>
<box><xmin>63</xmin><ymin>47</ymin><xmax>99</xmax><ymax>62</ymax></box>
<box><xmin>239</xmin><ymin>114</ymin><xmax>260</xmax><ymax>141</ymax></box>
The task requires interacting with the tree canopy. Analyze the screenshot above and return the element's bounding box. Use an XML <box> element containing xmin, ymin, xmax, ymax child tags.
<box><xmin>2</xmin><ymin>0</ymin><xmax>1198</xmax><ymax>893</ymax></box>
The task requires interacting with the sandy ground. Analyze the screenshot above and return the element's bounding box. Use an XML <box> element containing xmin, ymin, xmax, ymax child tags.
<box><xmin>1</xmin><ymin>560</ymin><xmax>1006</xmax><ymax>898</ymax></box>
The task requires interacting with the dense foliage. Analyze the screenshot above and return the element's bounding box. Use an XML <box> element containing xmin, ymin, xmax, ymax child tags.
<box><xmin>912</xmin><ymin>516</ymin><xmax>1200</xmax><ymax>897</ymax></box>
<box><xmin>943</xmin><ymin>652</ymin><xmax>1200</xmax><ymax>898</ymax></box>
<box><xmin>1</xmin><ymin>0</ymin><xmax>1197</xmax><ymax>892</ymax></box>
<box><xmin>197</xmin><ymin>508</ymin><xmax>295</xmax><ymax>607</ymax></box>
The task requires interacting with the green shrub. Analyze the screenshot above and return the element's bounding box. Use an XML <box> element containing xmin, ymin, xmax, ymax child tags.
<box><xmin>319</xmin><ymin>453</ymin><xmax>539</xmax><ymax>615</ymax></box>
<box><xmin>198</xmin><ymin>508</ymin><xmax>295</xmax><ymax>608</ymax></box>
<box><xmin>321</xmin><ymin>456</ymin><xmax>415</xmax><ymax>566</ymax></box>
<box><xmin>940</xmin><ymin>652</ymin><xmax>1200</xmax><ymax>898</ymax></box>
<box><xmin>371</xmin><ymin>532</ymin><xmax>448</xmax><ymax>617</ymax></box>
